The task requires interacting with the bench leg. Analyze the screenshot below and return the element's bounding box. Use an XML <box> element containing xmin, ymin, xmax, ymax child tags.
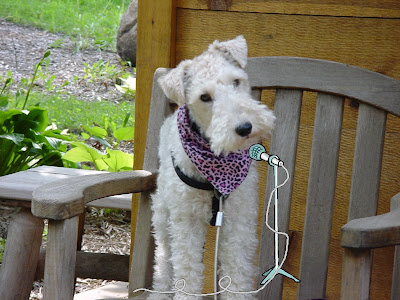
<box><xmin>0</xmin><ymin>207</ymin><xmax>44</xmax><ymax>300</ymax></box>
<box><xmin>392</xmin><ymin>245</ymin><xmax>400</xmax><ymax>300</ymax></box>
<box><xmin>43</xmin><ymin>216</ymin><xmax>79</xmax><ymax>300</ymax></box>
<box><xmin>341</xmin><ymin>248</ymin><xmax>372</xmax><ymax>300</ymax></box>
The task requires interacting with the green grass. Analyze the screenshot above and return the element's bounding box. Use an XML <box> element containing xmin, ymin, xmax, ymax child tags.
<box><xmin>0</xmin><ymin>0</ymin><xmax>127</xmax><ymax>51</ymax></box>
<box><xmin>0</xmin><ymin>238</ymin><xmax>5</xmax><ymax>264</ymax></box>
<box><xmin>23</xmin><ymin>92</ymin><xmax>135</xmax><ymax>132</ymax></box>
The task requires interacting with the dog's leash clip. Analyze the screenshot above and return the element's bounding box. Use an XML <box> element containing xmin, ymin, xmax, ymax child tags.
<box><xmin>211</xmin><ymin>189</ymin><xmax>229</xmax><ymax>227</ymax></box>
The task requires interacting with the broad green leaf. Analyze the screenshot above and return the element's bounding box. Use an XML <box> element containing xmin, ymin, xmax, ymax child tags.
<box><xmin>113</xmin><ymin>127</ymin><xmax>134</xmax><ymax>141</ymax></box>
<box><xmin>0</xmin><ymin>96</ymin><xmax>8</xmax><ymax>109</ymax></box>
<box><xmin>0</xmin><ymin>109</ymin><xmax>23</xmax><ymax>126</ymax></box>
<box><xmin>25</xmin><ymin>107</ymin><xmax>49</xmax><ymax>132</ymax></box>
<box><xmin>44</xmin><ymin>136</ymin><xmax>64</xmax><ymax>150</ymax></box>
<box><xmin>63</xmin><ymin>143</ymin><xmax>104</xmax><ymax>163</ymax></box>
<box><xmin>0</xmin><ymin>133</ymin><xmax>24</xmax><ymax>145</ymax></box>
<box><xmin>103</xmin><ymin>149</ymin><xmax>133</xmax><ymax>172</ymax></box>
<box><xmin>94</xmin><ymin>158</ymin><xmax>109</xmax><ymax>171</ymax></box>
<box><xmin>62</xmin><ymin>147</ymin><xmax>95</xmax><ymax>163</ymax></box>
<box><xmin>83</xmin><ymin>125</ymin><xmax>107</xmax><ymax>138</ymax></box>
<box><xmin>43</xmin><ymin>130</ymin><xmax>73</xmax><ymax>142</ymax></box>
<box><xmin>81</xmin><ymin>132</ymin><xmax>90</xmax><ymax>140</ymax></box>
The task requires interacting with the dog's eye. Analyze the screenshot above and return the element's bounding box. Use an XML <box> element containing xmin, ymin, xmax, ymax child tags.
<box><xmin>233</xmin><ymin>79</ymin><xmax>240</xmax><ymax>87</ymax></box>
<box><xmin>200</xmin><ymin>94</ymin><xmax>212</xmax><ymax>102</ymax></box>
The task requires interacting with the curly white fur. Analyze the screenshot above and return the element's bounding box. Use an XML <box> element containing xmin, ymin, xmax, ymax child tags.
<box><xmin>148</xmin><ymin>36</ymin><xmax>275</xmax><ymax>300</ymax></box>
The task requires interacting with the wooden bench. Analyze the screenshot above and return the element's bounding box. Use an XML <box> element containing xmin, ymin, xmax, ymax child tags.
<box><xmin>29</xmin><ymin>57</ymin><xmax>400</xmax><ymax>300</ymax></box>
<box><xmin>0</xmin><ymin>166</ymin><xmax>133</xmax><ymax>300</ymax></box>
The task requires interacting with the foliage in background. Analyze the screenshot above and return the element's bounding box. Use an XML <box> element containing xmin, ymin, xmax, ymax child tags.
<box><xmin>0</xmin><ymin>0</ymin><xmax>127</xmax><ymax>51</ymax></box>
<box><xmin>0</xmin><ymin>238</ymin><xmax>5</xmax><ymax>263</ymax></box>
<box><xmin>62</xmin><ymin>115</ymin><xmax>134</xmax><ymax>172</ymax></box>
<box><xmin>0</xmin><ymin>51</ymin><xmax>73</xmax><ymax>176</ymax></box>
<box><xmin>0</xmin><ymin>49</ymin><xmax>135</xmax><ymax>176</ymax></box>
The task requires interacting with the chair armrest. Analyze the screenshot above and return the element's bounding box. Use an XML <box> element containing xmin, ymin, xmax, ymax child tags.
<box><xmin>341</xmin><ymin>192</ymin><xmax>400</xmax><ymax>249</ymax></box>
<box><xmin>32</xmin><ymin>170</ymin><xmax>157</xmax><ymax>220</ymax></box>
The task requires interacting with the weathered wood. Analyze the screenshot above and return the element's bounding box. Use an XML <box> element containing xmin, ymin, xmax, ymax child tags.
<box><xmin>298</xmin><ymin>93</ymin><xmax>344</xmax><ymax>299</ymax></box>
<box><xmin>393</xmin><ymin>245</ymin><xmax>400</xmax><ymax>300</ymax></box>
<box><xmin>43</xmin><ymin>216</ymin><xmax>79</xmax><ymax>300</ymax></box>
<box><xmin>259</xmin><ymin>89</ymin><xmax>303</xmax><ymax>300</ymax></box>
<box><xmin>392</xmin><ymin>193</ymin><xmax>400</xmax><ymax>300</ymax></box>
<box><xmin>246</xmin><ymin>57</ymin><xmax>400</xmax><ymax>117</ymax></box>
<box><xmin>176</xmin><ymin>9</ymin><xmax>400</xmax><ymax>79</ymax></box>
<box><xmin>35</xmin><ymin>249</ymin><xmax>130</xmax><ymax>281</ymax></box>
<box><xmin>177</xmin><ymin>0</ymin><xmax>400</xmax><ymax>18</ymax></box>
<box><xmin>341</xmin><ymin>208</ymin><xmax>400</xmax><ymax>248</ymax></box>
<box><xmin>134</xmin><ymin>0</ymin><xmax>176</xmax><ymax>172</ymax></box>
<box><xmin>0</xmin><ymin>208</ymin><xmax>44</xmax><ymax>300</ymax></box>
<box><xmin>75</xmin><ymin>252</ymin><xmax>130</xmax><ymax>281</ymax></box>
<box><xmin>341</xmin><ymin>248</ymin><xmax>372</xmax><ymax>300</ymax></box>
<box><xmin>32</xmin><ymin>170</ymin><xmax>156</xmax><ymax>220</ymax></box>
<box><xmin>340</xmin><ymin>104</ymin><xmax>386</xmax><ymax>298</ymax></box>
<box><xmin>0</xmin><ymin>166</ymin><xmax>134</xmax><ymax>210</ymax></box>
<box><xmin>129</xmin><ymin>69</ymin><xmax>172</xmax><ymax>297</ymax></box>
<box><xmin>348</xmin><ymin>104</ymin><xmax>387</xmax><ymax>220</ymax></box>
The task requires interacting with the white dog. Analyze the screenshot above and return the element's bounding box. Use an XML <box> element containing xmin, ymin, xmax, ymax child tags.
<box><xmin>149</xmin><ymin>36</ymin><xmax>276</xmax><ymax>300</ymax></box>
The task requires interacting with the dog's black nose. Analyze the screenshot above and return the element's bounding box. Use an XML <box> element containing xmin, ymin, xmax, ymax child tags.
<box><xmin>235</xmin><ymin>122</ymin><xmax>253</xmax><ymax>137</ymax></box>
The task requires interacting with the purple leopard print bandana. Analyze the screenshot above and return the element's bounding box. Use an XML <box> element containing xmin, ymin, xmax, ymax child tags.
<box><xmin>177</xmin><ymin>104</ymin><xmax>251</xmax><ymax>196</ymax></box>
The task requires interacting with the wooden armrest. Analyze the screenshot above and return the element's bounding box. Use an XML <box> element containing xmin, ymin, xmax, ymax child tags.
<box><xmin>341</xmin><ymin>192</ymin><xmax>400</xmax><ymax>249</ymax></box>
<box><xmin>32</xmin><ymin>170</ymin><xmax>157</xmax><ymax>220</ymax></box>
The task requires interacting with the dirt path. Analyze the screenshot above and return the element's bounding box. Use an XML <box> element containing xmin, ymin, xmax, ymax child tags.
<box><xmin>0</xmin><ymin>20</ymin><xmax>128</xmax><ymax>102</ymax></box>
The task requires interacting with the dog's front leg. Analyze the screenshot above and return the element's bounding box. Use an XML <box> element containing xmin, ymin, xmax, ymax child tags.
<box><xmin>217</xmin><ymin>188</ymin><xmax>259</xmax><ymax>300</ymax></box>
<box><xmin>168</xmin><ymin>210</ymin><xmax>208</xmax><ymax>300</ymax></box>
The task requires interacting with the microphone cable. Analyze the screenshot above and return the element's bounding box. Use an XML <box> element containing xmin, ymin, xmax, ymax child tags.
<box><xmin>133</xmin><ymin>164</ymin><xmax>291</xmax><ymax>298</ymax></box>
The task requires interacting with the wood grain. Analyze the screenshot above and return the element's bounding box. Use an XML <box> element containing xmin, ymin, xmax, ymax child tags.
<box><xmin>43</xmin><ymin>216</ymin><xmax>79</xmax><ymax>300</ymax></box>
<box><xmin>177</xmin><ymin>0</ymin><xmax>400</xmax><ymax>18</ymax></box>
<box><xmin>246</xmin><ymin>57</ymin><xmax>400</xmax><ymax>117</ymax></box>
<box><xmin>0</xmin><ymin>166</ymin><xmax>133</xmax><ymax>210</ymax></box>
<box><xmin>134</xmin><ymin>0</ymin><xmax>176</xmax><ymax>171</ymax></box>
<box><xmin>129</xmin><ymin>69</ymin><xmax>173</xmax><ymax>297</ymax></box>
<box><xmin>341</xmin><ymin>208</ymin><xmax>400</xmax><ymax>248</ymax></box>
<box><xmin>0</xmin><ymin>208</ymin><xmax>44</xmax><ymax>300</ymax></box>
<box><xmin>175</xmin><ymin>9</ymin><xmax>400</xmax><ymax>80</ymax></box>
<box><xmin>259</xmin><ymin>89</ymin><xmax>303</xmax><ymax>300</ymax></box>
<box><xmin>393</xmin><ymin>244</ymin><xmax>400</xmax><ymax>300</ymax></box>
<box><xmin>35</xmin><ymin>250</ymin><xmax>130</xmax><ymax>282</ymax></box>
<box><xmin>341</xmin><ymin>248</ymin><xmax>372</xmax><ymax>300</ymax></box>
<box><xmin>32</xmin><ymin>170</ymin><xmax>156</xmax><ymax>220</ymax></box>
<box><xmin>298</xmin><ymin>93</ymin><xmax>344</xmax><ymax>299</ymax></box>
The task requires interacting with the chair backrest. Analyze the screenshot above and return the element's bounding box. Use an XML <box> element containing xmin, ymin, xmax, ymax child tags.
<box><xmin>129</xmin><ymin>57</ymin><xmax>400</xmax><ymax>299</ymax></box>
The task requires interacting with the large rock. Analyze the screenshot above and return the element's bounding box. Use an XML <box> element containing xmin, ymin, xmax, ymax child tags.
<box><xmin>117</xmin><ymin>0</ymin><xmax>138</xmax><ymax>67</ymax></box>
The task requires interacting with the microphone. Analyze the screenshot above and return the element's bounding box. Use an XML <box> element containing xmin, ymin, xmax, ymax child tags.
<box><xmin>249</xmin><ymin>144</ymin><xmax>284</xmax><ymax>167</ymax></box>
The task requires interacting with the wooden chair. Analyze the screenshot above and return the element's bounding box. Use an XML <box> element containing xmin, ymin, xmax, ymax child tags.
<box><xmin>31</xmin><ymin>57</ymin><xmax>400</xmax><ymax>300</ymax></box>
<box><xmin>0</xmin><ymin>166</ymin><xmax>133</xmax><ymax>300</ymax></box>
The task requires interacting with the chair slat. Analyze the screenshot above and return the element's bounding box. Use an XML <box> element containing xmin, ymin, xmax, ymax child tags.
<box><xmin>392</xmin><ymin>194</ymin><xmax>400</xmax><ymax>300</ymax></box>
<box><xmin>258</xmin><ymin>89</ymin><xmax>302</xmax><ymax>300</ymax></box>
<box><xmin>348</xmin><ymin>103</ymin><xmax>387</xmax><ymax>221</ymax></box>
<box><xmin>340</xmin><ymin>103</ymin><xmax>386</xmax><ymax>299</ymax></box>
<box><xmin>392</xmin><ymin>247</ymin><xmax>400</xmax><ymax>300</ymax></box>
<box><xmin>129</xmin><ymin>68</ymin><xmax>171</xmax><ymax>295</ymax></box>
<box><xmin>298</xmin><ymin>93</ymin><xmax>344</xmax><ymax>299</ymax></box>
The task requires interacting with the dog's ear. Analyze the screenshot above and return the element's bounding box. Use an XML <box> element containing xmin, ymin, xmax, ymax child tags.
<box><xmin>158</xmin><ymin>60</ymin><xmax>191</xmax><ymax>106</ymax></box>
<box><xmin>209</xmin><ymin>35</ymin><xmax>248</xmax><ymax>68</ymax></box>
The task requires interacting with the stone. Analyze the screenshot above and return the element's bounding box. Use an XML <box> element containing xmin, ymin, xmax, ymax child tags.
<box><xmin>117</xmin><ymin>0</ymin><xmax>138</xmax><ymax>67</ymax></box>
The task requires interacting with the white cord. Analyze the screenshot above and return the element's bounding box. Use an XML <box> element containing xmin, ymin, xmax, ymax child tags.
<box><xmin>214</xmin><ymin>196</ymin><xmax>223</xmax><ymax>300</ymax></box>
<box><xmin>132</xmin><ymin>165</ymin><xmax>291</xmax><ymax>297</ymax></box>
